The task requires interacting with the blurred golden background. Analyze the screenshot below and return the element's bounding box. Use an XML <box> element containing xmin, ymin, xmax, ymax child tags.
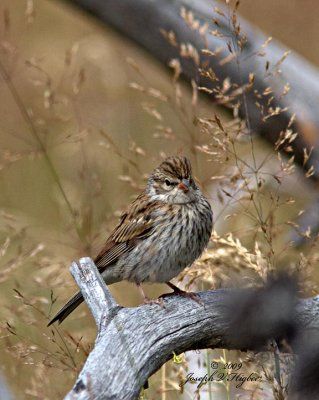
<box><xmin>0</xmin><ymin>0</ymin><xmax>319</xmax><ymax>399</ymax></box>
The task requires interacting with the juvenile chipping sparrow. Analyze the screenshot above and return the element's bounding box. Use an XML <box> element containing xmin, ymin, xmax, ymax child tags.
<box><xmin>48</xmin><ymin>156</ymin><xmax>213</xmax><ymax>325</ymax></box>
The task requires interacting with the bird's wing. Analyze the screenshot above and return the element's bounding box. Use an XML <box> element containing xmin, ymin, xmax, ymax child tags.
<box><xmin>94</xmin><ymin>192</ymin><xmax>159</xmax><ymax>272</ymax></box>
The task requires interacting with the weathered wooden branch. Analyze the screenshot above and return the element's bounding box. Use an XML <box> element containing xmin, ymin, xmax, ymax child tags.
<box><xmin>64</xmin><ymin>257</ymin><xmax>319</xmax><ymax>400</ymax></box>
<box><xmin>67</xmin><ymin>0</ymin><xmax>319</xmax><ymax>181</ymax></box>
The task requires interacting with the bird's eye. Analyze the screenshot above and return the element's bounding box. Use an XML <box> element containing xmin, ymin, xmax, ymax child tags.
<box><xmin>165</xmin><ymin>179</ymin><xmax>172</xmax><ymax>186</ymax></box>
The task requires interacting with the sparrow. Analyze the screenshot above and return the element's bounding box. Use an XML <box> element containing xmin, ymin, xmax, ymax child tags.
<box><xmin>48</xmin><ymin>156</ymin><xmax>213</xmax><ymax>325</ymax></box>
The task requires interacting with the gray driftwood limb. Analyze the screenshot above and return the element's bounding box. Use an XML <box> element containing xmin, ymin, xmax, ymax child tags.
<box><xmin>64</xmin><ymin>257</ymin><xmax>319</xmax><ymax>400</ymax></box>
<box><xmin>67</xmin><ymin>0</ymin><xmax>319</xmax><ymax>180</ymax></box>
<box><xmin>69</xmin><ymin>258</ymin><xmax>120</xmax><ymax>328</ymax></box>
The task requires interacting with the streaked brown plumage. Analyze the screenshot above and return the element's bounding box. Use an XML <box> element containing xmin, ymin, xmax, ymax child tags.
<box><xmin>48</xmin><ymin>156</ymin><xmax>213</xmax><ymax>326</ymax></box>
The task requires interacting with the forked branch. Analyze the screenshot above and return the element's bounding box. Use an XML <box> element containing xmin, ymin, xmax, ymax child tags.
<box><xmin>64</xmin><ymin>258</ymin><xmax>319</xmax><ymax>400</ymax></box>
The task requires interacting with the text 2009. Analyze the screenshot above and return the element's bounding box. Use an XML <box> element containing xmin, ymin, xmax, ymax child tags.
<box><xmin>211</xmin><ymin>362</ymin><xmax>242</xmax><ymax>371</ymax></box>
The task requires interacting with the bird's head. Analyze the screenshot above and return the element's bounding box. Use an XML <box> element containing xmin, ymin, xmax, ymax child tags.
<box><xmin>147</xmin><ymin>156</ymin><xmax>198</xmax><ymax>204</ymax></box>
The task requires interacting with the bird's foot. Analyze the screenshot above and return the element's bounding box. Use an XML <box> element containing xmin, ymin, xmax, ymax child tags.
<box><xmin>137</xmin><ymin>283</ymin><xmax>165</xmax><ymax>308</ymax></box>
<box><xmin>161</xmin><ymin>281</ymin><xmax>204</xmax><ymax>306</ymax></box>
<box><xmin>143</xmin><ymin>296</ymin><xmax>165</xmax><ymax>308</ymax></box>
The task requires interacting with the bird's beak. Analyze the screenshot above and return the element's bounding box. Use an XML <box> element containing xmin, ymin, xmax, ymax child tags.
<box><xmin>178</xmin><ymin>179</ymin><xmax>190</xmax><ymax>193</ymax></box>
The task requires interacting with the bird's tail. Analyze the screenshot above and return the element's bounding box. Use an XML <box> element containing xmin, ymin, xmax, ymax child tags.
<box><xmin>47</xmin><ymin>291</ymin><xmax>84</xmax><ymax>326</ymax></box>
